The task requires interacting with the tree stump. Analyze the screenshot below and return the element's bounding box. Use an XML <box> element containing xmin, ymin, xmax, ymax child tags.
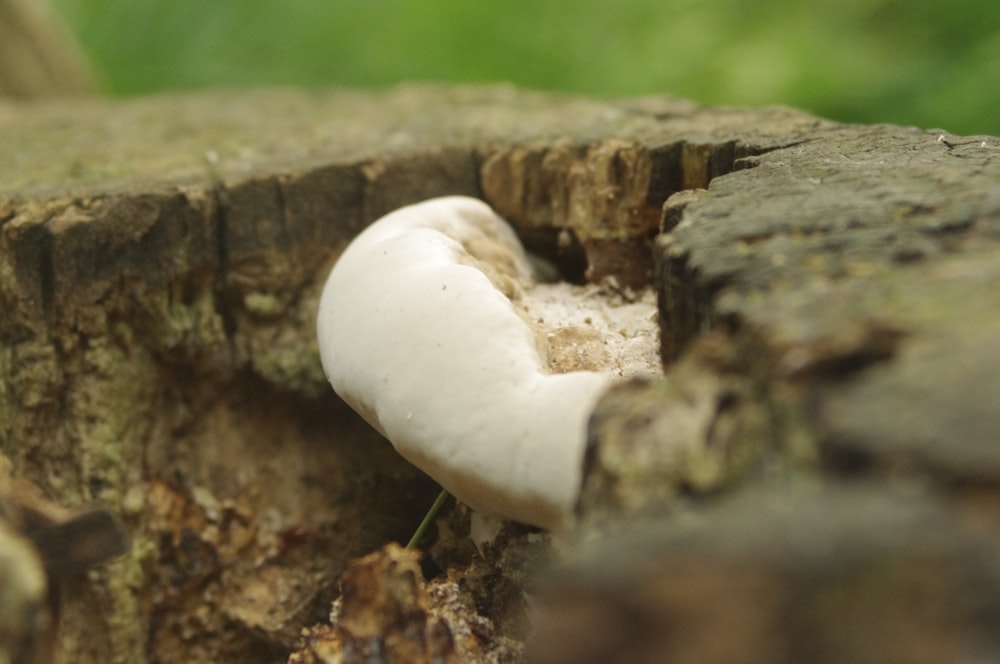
<box><xmin>1</xmin><ymin>85</ymin><xmax>998</xmax><ymax>663</ymax></box>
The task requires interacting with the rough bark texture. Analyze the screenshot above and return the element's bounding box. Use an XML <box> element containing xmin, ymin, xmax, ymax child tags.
<box><xmin>0</xmin><ymin>85</ymin><xmax>998</xmax><ymax>663</ymax></box>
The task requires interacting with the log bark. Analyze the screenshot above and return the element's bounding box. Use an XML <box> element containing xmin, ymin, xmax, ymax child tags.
<box><xmin>1</xmin><ymin>85</ymin><xmax>998</xmax><ymax>663</ymax></box>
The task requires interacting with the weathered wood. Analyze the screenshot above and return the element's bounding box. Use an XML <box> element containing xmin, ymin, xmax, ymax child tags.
<box><xmin>535</xmin><ymin>487</ymin><xmax>1000</xmax><ymax>664</ymax></box>
<box><xmin>1</xmin><ymin>85</ymin><xmax>998</xmax><ymax>663</ymax></box>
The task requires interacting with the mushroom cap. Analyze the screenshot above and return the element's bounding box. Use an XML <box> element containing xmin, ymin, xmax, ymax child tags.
<box><xmin>317</xmin><ymin>196</ymin><xmax>612</xmax><ymax>530</ymax></box>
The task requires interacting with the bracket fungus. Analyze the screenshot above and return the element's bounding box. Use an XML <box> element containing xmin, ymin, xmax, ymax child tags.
<box><xmin>317</xmin><ymin>196</ymin><xmax>659</xmax><ymax>530</ymax></box>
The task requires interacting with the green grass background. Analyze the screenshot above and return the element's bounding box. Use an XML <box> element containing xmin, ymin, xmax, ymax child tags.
<box><xmin>53</xmin><ymin>0</ymin><xmax>999</xmax><ymax>135</ymax></box>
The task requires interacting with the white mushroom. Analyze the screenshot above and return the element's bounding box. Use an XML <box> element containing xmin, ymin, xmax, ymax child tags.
<box><xmin>317</xmin><ymin>196</ymin><xmax>658</xmax><ymax>530</ymax></box>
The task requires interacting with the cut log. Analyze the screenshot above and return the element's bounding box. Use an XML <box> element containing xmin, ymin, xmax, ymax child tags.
<box><xmin>1</xmin><ymin>85</ymin><xmax>998</xmax><ymax>663</ymax></box>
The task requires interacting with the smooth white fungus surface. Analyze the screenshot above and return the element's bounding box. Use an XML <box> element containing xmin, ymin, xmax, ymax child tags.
<box><xmin>317</xmin><ymin>196</ymin><xmax>659</xmax><ymax>530</ymax></box>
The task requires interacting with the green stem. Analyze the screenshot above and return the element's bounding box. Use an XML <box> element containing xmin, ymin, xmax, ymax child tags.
<box><xmin>405</xmin><ymin>488</ymin><xmax>449</xmax><ymax>550</ymax></box>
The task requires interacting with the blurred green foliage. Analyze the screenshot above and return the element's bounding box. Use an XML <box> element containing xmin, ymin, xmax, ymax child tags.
<box><xmin>53</xmin><ymin>0</ymin><xmax>998</xmax><ymax>134</ymax></box>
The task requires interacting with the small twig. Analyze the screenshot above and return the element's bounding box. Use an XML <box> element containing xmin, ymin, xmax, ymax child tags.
<box><xmin>405</xmin><ymin>488</ymin><xmax>449</xmax><ymax>550</ymax></box>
